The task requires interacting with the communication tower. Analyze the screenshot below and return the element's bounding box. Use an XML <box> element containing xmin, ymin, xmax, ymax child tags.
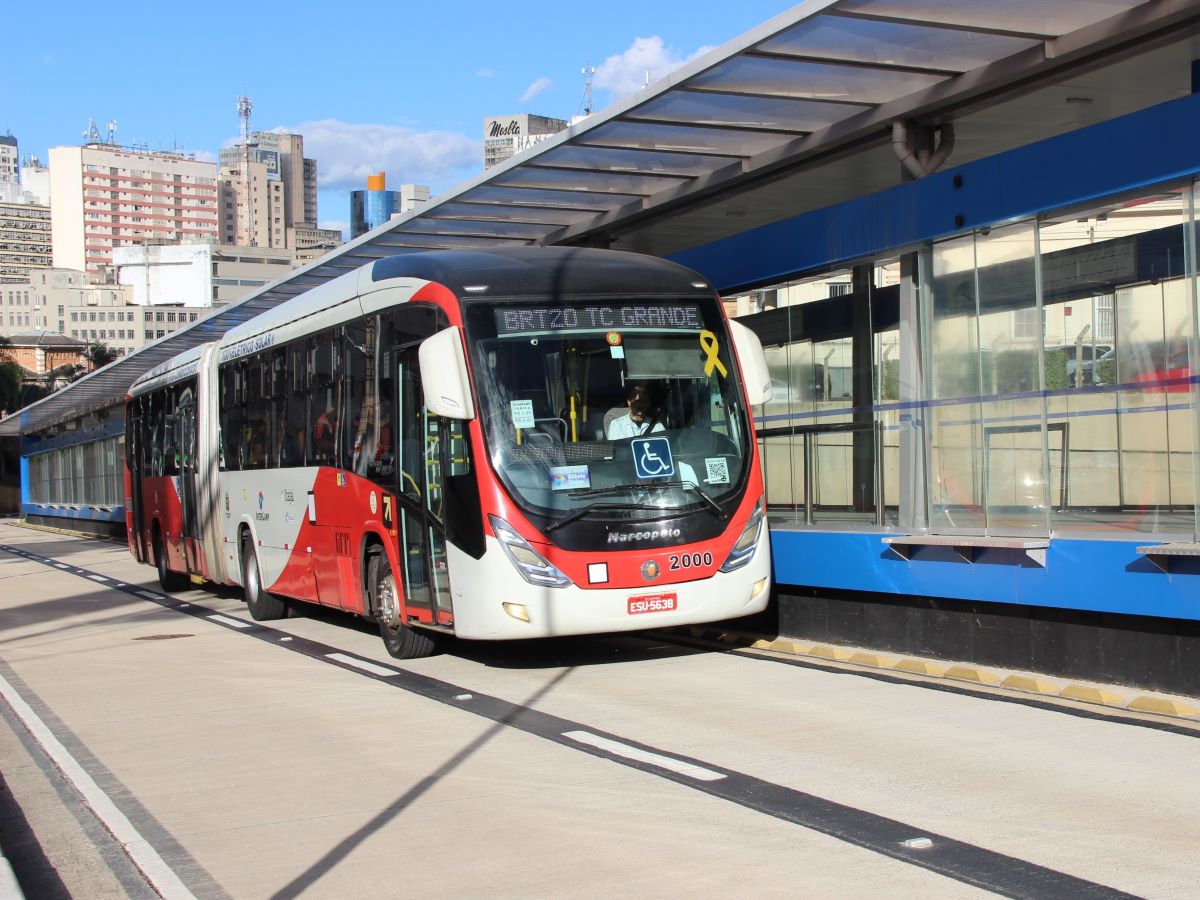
<box><xmin>238</xmin><ymin>96</ymin><xmax>257</xmax><ymax>247</ymax></box>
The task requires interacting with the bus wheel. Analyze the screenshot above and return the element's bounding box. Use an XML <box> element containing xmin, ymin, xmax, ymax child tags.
<box><xmin>153</xmin><ymin>527</ymin><xmax>186</xmax><ymax>592</ymax></box>
<box><xmin>241</xmin><ymin>537</ymin><xmax>288</xmax><ymax>621</ymax></box>
<box><xmin>370</xmin><ymin>552</ymin><xmax>439</xmax><ymax>660</ymax></box>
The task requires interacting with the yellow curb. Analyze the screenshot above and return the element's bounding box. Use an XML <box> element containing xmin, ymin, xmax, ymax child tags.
<box><xmin>944</xmin><ymin>665</ymin><xmax>1000</xmax><ymax>684</ymax></box>
<box><xmin>848</xmin><ymin>651</ymin><xmax>899</xmax><ymax>668</ymax></box>
<box><xmin>808</xmin><ymin>644</ymin><xmax>851</xmax><ymax>662</ymax></box>
<box><xmin>1059</xmin><ymin>684</ymin><xmax>1127</xmax><ymax>707</ymax></box>
<box><xmin>1127</xmin><ymin>696</ymin><xmax>1200</xmax><ymax>717</ymax></box>
<box><xmin>750</xmin><ymin>638</ymin><xmax>776</xmax><ymax>649</ymax></box>
<box><xmin>1001</xmin><ymin>674</ymin><xmax>1060</xmax><ymax>695</ymax></box>
<box><xmin>894</xmin><ymin>658</ymin><xmax>946</xmax><ymax>677</ymax></box>
<box><xmin>772</xmin><ymin>639</ymin><xmax>813</xmax><ymax>655</ymax></box>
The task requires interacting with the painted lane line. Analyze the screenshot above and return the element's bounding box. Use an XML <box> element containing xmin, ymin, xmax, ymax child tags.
<box><xmin>206</xmin><ymin>614</ymin><xmax>251</xmax><ymax>630</ymax></box>
<box><xmin>0</xmin><ymin>671</ymin><xmax>198</xmax><ymax>900</ymax></box>
<box><xmin>325</xmin><ymin>652</ymin><xmax>400</xmax><ymax>677</ymax></box>
<box><xmin>563</xmin><ymin>730</ymin><xmax>726</xmax><ymax>782</ymax></box>
<box><xmin>88</xmin><ymin>574</ymin><xmax>110</xmax><ymax>583</ymax></box>
<box><xmin>136</xmin><ymin>591</ymin><xmax>164</xmax><ymax>601</ymax></box>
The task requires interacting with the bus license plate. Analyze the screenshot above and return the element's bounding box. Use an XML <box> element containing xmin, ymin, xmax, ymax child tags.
<box><xmin>628</xmin><ymin>593</ymin><xmax>678</xmax><ymax>615</ymax></box>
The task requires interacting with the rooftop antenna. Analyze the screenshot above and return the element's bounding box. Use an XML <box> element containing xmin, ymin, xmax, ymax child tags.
<box><xmin>106</xmin><ymin>120</ymin><xmax>117</xmax><ymax>144</ymax></box>
<box><xmin>238</xmin><ymin>95</ymin><xmax>256</xmax><ymax>247</ymax></box>
<box><xmin>83</xmin><ymin>118</ymin><xmax>103</xmax><ymax>144</ymax></box>
<box><xmin>578</xmin><ymin>63</ymin><xmax>595</xmax><ymax>117</ymax></box>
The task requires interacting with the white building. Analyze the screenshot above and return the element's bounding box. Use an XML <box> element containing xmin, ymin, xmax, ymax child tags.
<box><xmin>114</xmin><ymin>241</ymin><xmax>298</xmax><ymax>307</ymax></box>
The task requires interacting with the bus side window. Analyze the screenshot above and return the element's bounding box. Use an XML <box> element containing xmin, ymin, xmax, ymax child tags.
<box><xmin>218</xmin><ymin>365</ymin><xmax>240</xmax><ymax>471</ymax></box>
<box><xmin>285</xmin><ymin>342</ymin><xmax>307</xmax><ymax>467</ymax></box>
<box><xmin>310</xmin><ymin>333</ymin><xmax>338</xmax><ymax>466</ymax></box>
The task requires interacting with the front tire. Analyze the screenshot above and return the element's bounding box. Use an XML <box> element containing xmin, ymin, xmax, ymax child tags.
<box><xmin>241</xmin><ymin>537</ymin><xmax>288</xmax><ymax>621</ymax></box>
<box><xmin>370</xmin><ymin>551</ymin><xmax>439</xmax><ymax>659</ymax></box>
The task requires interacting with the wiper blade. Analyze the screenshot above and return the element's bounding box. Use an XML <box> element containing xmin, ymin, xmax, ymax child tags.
<box><xmin>683</xmin><ymin>481</ymin><xmax>722</xmax><ymax>516</ymax></box>
<box><xmin>568</xmin><ymin>481</ymin><xmax>667</xmax><ymax>498</ymax></box>
<box><xmin>544</xmin><ymin>501</ymin><xmax>654</xmax><ymax>534</ymax></box>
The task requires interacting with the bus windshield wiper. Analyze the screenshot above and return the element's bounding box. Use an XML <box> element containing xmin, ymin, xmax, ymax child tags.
<box><xmin>570</xmin><ymin>480</ymin><xmax>723</xmax><ymax>516</ymax></box>
<box><xmin>544</xmin><ymin>501</ymin><xmax>654</xmax><ymax>534</ymax></box>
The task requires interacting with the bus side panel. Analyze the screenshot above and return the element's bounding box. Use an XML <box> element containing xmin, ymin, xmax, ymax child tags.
<box><xmin>142</xmin><ymin>474</ymin><xmax>185</xmax><ymax>574</ymax></box>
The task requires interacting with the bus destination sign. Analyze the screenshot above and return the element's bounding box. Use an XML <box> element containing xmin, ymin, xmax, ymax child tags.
<box><xmin>494</xmin><ymin>304</ymin><xmax>702</xmax><ymax>336</ymax></box>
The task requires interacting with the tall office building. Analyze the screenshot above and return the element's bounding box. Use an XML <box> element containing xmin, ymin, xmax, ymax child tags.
<box><xmin>0</xmin><ymin>201</ymin><xmax>52</xmax><ymax>284</ymax></box>
<box><xmin>218</xmin><ymin>130</ymin><xmax>319</xmax><ymax>248</ymax></box>
<box><xmin>48</xmin><ymin>143</ymin><xmax>219</xmax><ymax>273</ymax></box>
<box><xmin>0</xmin><ymin>135</ymin><xmax>19</xmax><ymax>199</ymax></box>
<box><xmin>350</xmin><ymin>174</ymin><xmax>429</xmax><ymax>238</ymax></box>
<box><xmin>483</xmin><ymin>114</ymin><xmax>568</xmax><ymax>168</ymax></box>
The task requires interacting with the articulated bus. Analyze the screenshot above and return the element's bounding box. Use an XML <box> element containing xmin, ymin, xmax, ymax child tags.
<box><xmin>125</xmin><ymin>247</ymin><xmax>773</xmax><ymax>658</ymax></box>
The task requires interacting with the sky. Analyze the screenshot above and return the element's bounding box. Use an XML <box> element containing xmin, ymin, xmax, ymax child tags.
<box><xmin>3</xmin><ymin>1</ymin><xmax>797</xmax><ymax>235</ymax></box>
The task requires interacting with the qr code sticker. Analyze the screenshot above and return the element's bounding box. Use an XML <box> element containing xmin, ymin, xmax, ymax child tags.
<box><xmin>705</xmin><ymin>457</ymin><xmax>730</xmax><ymax>484</ymax></box>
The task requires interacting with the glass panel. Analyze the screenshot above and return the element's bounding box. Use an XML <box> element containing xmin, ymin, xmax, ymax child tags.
<box><xmin>1038</xmin><ymin>187</ymin><xmax>1194</xmax><ymax>535</ymax></box>
<box><xmin>489</xmin><ymin>167</ymin><xmax>678</xmax><ymax>196</ymax></box>
<box><xmin>689</xmin><ymin>56</ymin><xmax>945</xmax><ymax>104</ymax></box>
<box><xmin>454</xmin><ymin>185</ymin><xmax>630</xmax><ymax>211</ymax></box>
<box><xmin>760</xmin><ymin>15</ymin><xmax>1038</xmax><ymax>71</ymax></box>
<box><xmin>577</xmin><ymin>121</ymin><xmax>789</xmax><ymax>157</ymax></box>
<box><xmin>834</xmin><ymin>0</ymin><xmax>1144</xmax><ymax>36</ymax></box>
<box><xmin>430</xmin><ymin>202</ymin><xmax>596</xmax><ymax>226</ymax></box>
<box><xmin>534</xmin><ymin>145</ymin><xmax>732</xmax><ymax>177</ymax></box>
<box><xmin>628</xmin><ymin>92</ymin><xmax>853</xmax><ymax>132</ymax></box>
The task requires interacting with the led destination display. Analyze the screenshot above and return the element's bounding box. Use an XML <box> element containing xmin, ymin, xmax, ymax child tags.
<box><xmin>494</xmin><ymin>304</ymin><xmax>703</xmax><ymax>336</ymax></box>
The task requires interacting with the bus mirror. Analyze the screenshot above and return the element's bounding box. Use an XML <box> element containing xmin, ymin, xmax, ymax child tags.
<box><xmin>728</xmin><ymin>319</ymin><xmax>772</xmax><ymax>405</ymax></box>
<box><xmin>419</xmin><ymin>326</ymin><xmax>475</xmax><ymax>420</ymax></box>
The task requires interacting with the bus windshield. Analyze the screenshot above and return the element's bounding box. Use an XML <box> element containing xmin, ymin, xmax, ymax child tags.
<box><xmin>463</xmin><ymin>297</ymin><xmax>752</xmax><ymax>530</ymax></box>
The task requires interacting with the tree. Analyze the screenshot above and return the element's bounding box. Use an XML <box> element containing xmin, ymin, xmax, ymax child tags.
<box><xmin>0</xmin><ymin>337</ymin><xmax>22</xmax><ymax>417</ymax></box>
<box><xmin>84</xmin><ymin>342</ymin><xmax>120</xmax><ymax>372</ymax></box>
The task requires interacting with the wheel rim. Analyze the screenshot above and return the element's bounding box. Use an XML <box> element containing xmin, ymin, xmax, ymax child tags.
<box><xmin>245</xmin><ymin>549</ymin><xmax>259</xmax><ymax>599</ymax></box>
<box><xmin>378</xmin><ymin>572</ymin><xmax>401</xmax><ymax>629</ymax></box>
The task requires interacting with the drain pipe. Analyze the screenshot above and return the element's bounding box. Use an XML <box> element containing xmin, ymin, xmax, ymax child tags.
<box><xmin>892</xmin><ymin>120</ymin><xmax>955</xmax><ymax>178</ymax></box>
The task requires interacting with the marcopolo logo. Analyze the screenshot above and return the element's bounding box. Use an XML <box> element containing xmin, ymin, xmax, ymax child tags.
<box><xmin>606</xmin><ymin>527</ymin><xmax>682</xmax><ymax>545</ymax></box>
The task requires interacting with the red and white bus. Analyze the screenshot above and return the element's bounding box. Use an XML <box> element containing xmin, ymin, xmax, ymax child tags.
<box><xmin>126</xmin><ymin>247</ymin><xmax>772</xmax><ymax>658</ymax></box>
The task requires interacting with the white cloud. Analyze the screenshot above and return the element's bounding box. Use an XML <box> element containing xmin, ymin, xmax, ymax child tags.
<box><xmin>285</xmin><ymin>119</ymin><xmax>480</xmax><ymax>193</ymax></box>
<box><xmin>190</xmin><ymin>149</ymin><xmax>216</xmax><ymax>163</ymax></box>
<box><xmin>319</xmin><ymin>219</ymin><xmax>349</xmax><ymax>235</ymax></box>
<box><xmin>594</xmin><ymin>36</ymin><xmax>713</xmax><ymax>102</ymax></box>
<box><xmin>520</xmin><ymin>77</ymin><xmax>552</xmax><ymax>103</ymax></box>
<box><xmin>476</xmin><ymin>68</ymin><xmax>495</xmax><ymax>78</ymax></box>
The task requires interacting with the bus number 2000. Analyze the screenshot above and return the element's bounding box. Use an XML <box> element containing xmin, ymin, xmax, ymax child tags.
<box><xmin>669</xmin><ymin>552</ymin><xmax>713</xmax><ymax>570</ymax></box>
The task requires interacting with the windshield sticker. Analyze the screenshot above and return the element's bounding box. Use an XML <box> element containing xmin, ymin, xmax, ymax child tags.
<box><xmin>609</xmin><ymin>344</ymin><xmax>625</xmax><ymax>359</ymax></box>
<box><xmin>550</xmin><ymin>465</ymin><xmax>591</xmax><ymax>491</ymax></box>
<box><xmin>510</xmin><ymin>399</ymin><xmax>535</xmax><ymax>429</ymax></box>
<box><xmin>699</xmin><ymin>330</ymin><xmax>728</xmax><ymax>377</ymax></box>
<box><xmin>632</xmin><ymin>437</ymin><xmax>675</xmax><ymax>479</ymax></box>
<box><xmin>705</xmin><ymin>457</ymin><xmax>731</xmax><ymax>484</ymax></box>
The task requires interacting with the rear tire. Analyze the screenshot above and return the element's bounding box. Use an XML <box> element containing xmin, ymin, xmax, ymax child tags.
<box><xmin>153</xmin><ymin>527</ymin><xmax>186</xmax><ymax>592</ymax></box>
<box><xmin>370</xmin><ymin>551</ymin><xmax>439</xmax><ymax>659</ymax></box>
<box><xmin>241</xmin><ymin>537</ymin><xmax>288</xmax><ymax>621</ymax></box>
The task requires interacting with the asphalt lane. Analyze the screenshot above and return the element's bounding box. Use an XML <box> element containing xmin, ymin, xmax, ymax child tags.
<box><xmin>0</xmin><ymin>522</ymin><xmax>1195</xmax><ymax>898</ymax></box>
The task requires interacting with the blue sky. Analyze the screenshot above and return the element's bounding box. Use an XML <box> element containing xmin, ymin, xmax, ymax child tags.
<box><xmin>3</xmin><ymin>1</ymin><xmax>795</xmax><ymax>233</ymax></box>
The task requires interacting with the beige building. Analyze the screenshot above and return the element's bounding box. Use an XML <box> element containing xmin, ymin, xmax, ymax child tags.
<box><xmin>0</xmin><ymin>201</ymin><xmax>52</xmax><ymax>284</ymax></box>
<box><xmin>483</xmin><ymin>114</ymin><xmax>568</xmax><ymax>169</ymax></box>
<box><xmin>48</xmin><ymin>144</ymin><xmax>220</xmax><ymax>273</ymax></box>
<box><xmin>289</xmin><ymin>223</ymin><xmax>343</xmax><ymax>263</ymax></box>
<box><xmin>218</xmin><ymin>130</ymin><xmax>319</xmax><ymax>248</ymax></box>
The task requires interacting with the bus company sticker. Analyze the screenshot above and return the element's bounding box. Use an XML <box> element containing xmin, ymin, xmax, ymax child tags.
<box><xmin>382</xmin><ymin>494</ymin><xmax>393</xmax><ymax>529</ymax></box>
<box><xmin>336</xmin><ymin>472</ymin><xmax>346</xmax><ymax>487</ymax></box>
<box><xmin>705</xmin><ymin>457</ymin><xmax>730</xmax><ymax>484</ymax></box>
<box><xmin>255</xmin><ymin>491</ymin><xmax>270</xmax><ymax>522</ymax></box>
<box><xmin>510</xmin><ymin>399</ymin><xmax>535</xmax><ymax>429</ymax></box>
<box><xmin>224</xmin><ymin>493</ymin><xmax>230</xmax><ymax>517</ymax></box>
<box><xmin>370</xmin><ymin>491</ymin><xmax>378</xmax><ymax>515</ymax></box>
<box><xmin>550</xmin><ymin>465</ymin><xmax>590</xmax><ymax>491</ymax></box>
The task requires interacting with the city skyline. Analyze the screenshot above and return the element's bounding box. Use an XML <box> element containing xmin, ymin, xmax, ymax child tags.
<box><xmin>3</xmin><ymin>1</ymin><xmax>793</xmax><ymax>235</ymax></box>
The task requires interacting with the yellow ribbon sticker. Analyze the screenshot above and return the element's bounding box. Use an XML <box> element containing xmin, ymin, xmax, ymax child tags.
<box><xmin>699</xmin><ymin>330</ymin><xmax>728</xmax><ymax>377</ymax></box>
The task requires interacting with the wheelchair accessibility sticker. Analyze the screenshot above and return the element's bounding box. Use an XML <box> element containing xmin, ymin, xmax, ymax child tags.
<box><xmin>632</xmin><ymin>436</ymin><xmax>675</xmax><ymax>480</ymax></box>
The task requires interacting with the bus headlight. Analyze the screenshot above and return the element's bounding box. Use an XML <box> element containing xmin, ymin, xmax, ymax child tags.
<box><xmin>488</xmin><ymin>515</ymin><xmax>571</xmax><ymax>588</ymax></box>
<box><xmin>719</xmin><ymin>496</ymin><xmax>765</xmax><ymax>572</ymax></box>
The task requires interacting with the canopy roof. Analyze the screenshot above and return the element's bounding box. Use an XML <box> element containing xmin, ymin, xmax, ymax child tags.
<box><xmin>5</xmin><ymin>0</ymin><xmax>1195</xmax><ymax>436</ymax></box>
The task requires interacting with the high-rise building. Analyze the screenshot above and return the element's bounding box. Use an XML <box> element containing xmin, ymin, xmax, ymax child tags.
<box><xmin>48</xmin><ymin>144</ymin><xmax>220</xmax><ymax>273</ymax></box>
<box><xmin>218</xmin><ymin>130</ymin><xmax>319</xmax><ymax>248</ymax></box>
<box><xmin>0</xmin><ymin>201</ymin><xmax>52</xmax><ymax>284</ymax></box>
<box><xmin>350</xmin><ymin>174</ymin><xmax>429</xmax><ymax>238</ymax></box>
<box><xmin>483</xmin><ymin>114</ymin><xmax>568</xmax><ymax>169</ymax></box>
<box><xmin>0</xmin><ymin>135</ymin><xmax>19</xmax><ymax>198</ymax></box>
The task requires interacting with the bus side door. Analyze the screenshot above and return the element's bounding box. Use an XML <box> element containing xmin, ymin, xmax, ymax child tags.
<box><xmin>393</xmin><ymin>339</ymin><xmax>454</xmax><ymax>627</ymax></box>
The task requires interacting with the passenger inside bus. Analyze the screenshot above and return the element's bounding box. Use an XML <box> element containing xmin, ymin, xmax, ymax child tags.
<box><xmin>313</xmin><ymin>400</ymin><xmax>337</xmax><ymax>462</ymax></box>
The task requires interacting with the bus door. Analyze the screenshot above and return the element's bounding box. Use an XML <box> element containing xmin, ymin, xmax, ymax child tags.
<box><xmin>127</xmin><ymin>404</ymin><xmax>147</xmax><ymax>562</ymax></box>
<box><xmin>176</xmin><ymin>389</ymin><xmax>202</xmax><ymax>581</ymax></box>
<box><xmin>394</xmin><ymin>342</ymin><xmax>454</xmax><ymax>627</ymax></box>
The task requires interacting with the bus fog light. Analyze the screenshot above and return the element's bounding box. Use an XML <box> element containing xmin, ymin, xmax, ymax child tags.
<box><xmin>751</xmin><ymin>577</ymin><xmax>768</xmax><ymax>599</ymax></box>
<box><xmin>503</xmin><ymin>602</ymin><xmax>531</xmax><ymax>622</ymax></box>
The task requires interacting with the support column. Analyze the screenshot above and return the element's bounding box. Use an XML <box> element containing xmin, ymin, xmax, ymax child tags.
<box><xmin>851</xmin><ymin>264</ymin><xmax>875</xmax><ymax>513</ymax></box>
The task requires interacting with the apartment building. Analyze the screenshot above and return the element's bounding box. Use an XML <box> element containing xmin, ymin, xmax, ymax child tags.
<box><xmin>49</xmin><ymin>144</ymin><xmax>220</xmax><ymax>273</ymax></box>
